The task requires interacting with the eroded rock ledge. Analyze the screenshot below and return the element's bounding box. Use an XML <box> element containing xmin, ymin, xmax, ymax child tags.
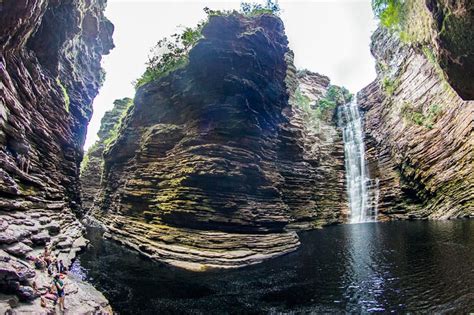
<box><xmin>85</xmin><ymin>14</ymin><xmax>346</xmax><ymax>270</ymax></box>
<box><xmin>0</xmin><ymin>0</ymin><xmax>113</xmax><ymax>308</ymax></box>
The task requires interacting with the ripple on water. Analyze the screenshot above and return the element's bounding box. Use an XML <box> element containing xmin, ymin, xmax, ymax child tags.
<box><xmin>72</xmin><ymin>220</ymin><xmax>474</xmax><ymax>314</ymax></box>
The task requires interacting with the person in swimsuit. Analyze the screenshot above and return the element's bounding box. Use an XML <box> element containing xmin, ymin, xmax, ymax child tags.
<box><xmin>52</xmin><ymin>274</ymin><xmax>65</xmax><ymax>311</ymax></box>
<box><xmin>43</xmin><ymin>246</ymin><xmax>52</xmax><ymax>266</ymax></box>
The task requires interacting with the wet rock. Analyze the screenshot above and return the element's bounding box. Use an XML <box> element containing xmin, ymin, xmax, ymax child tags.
<box><xmin>0</xmin><ymin>0</ymin><xmax>114</xmax><ymax>307</ymax></box>
<box><xmin>0</xmin><ymin>251</ymin><xmax>11</xmax><ymax>262</ymax></box>
<box><xmin>0</xmin><ymin>231</ymin><xmax>17</xmax><ymax>245</ymax></box>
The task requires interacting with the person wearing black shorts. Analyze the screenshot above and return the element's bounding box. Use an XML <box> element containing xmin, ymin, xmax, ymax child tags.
<box><xmin>52</xmin><ymin>274</ymin><xmax>65</xmax><ymax>311</ymax></box>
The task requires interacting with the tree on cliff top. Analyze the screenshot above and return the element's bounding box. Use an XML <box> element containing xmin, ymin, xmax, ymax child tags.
<box><xmin>133</xmin><ymin>1</ymin><xmax>281</xmax><ymax>89</ymax></box>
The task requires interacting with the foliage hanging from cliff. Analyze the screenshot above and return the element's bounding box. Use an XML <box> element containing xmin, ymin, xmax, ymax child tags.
<box><xmin>372</xmin><ymin>0</ymin><xmax>435</xmax><ymax>44</ymax></box>
<box><xmin>316</xmin><ymin>86</ymin><xmax>352</xmax><ymax>120</ymax></box>
<box><xmin>295</xmin><ymin>85</ymin><xmax>352</xmax><ymax>124</ymax></box>
<box><xmin>134</xmin><ymin>2</ymin><xmax>281</xmax><ymax>89</ymax></box>
<box><xmin>372</xmin><ymin>0</ymin><xmax>404</xmax><ymax>30</ymax></box>
<box><xmin>56</xmin><ymin>78</ymin><xmax>70</xmax><ymax>113</ymax></box>
<box><xmin>133</xmin><ymin>24</ymin><xmax>205</xmax><ymax>89</ymax></box>
<box><xmin>240</xmin><ymin>0</ymin><xmax>280</xmax><ymax>16</ymax></box>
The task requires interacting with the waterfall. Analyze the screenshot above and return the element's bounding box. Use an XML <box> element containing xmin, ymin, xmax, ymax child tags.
<box><xmin>338</xmin><ymin>97</ymin><xmax>378</xmax><ymax>223</ymax></box>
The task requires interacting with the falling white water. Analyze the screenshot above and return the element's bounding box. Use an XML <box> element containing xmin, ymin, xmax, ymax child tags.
<box><xmin>338</xmin><ymin>97</ymin><xmax>378</xmax><ymax>223</ymax></box>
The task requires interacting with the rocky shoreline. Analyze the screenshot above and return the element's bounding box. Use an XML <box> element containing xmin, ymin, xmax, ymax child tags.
<box><xmin>0</xmin><ymin>218</ymin><xmax>111</xmax><ymax>314</ymax></box>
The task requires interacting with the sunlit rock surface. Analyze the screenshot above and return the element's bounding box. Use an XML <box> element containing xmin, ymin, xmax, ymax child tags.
<box><xmin>81</xmin><ymin>97</ymin><xmax>131</xmax><ymax>213</ymax></box>
<box><xmin>0</xmin><ymin>0</ymin><xmax>113</xmax><ymax>307</ymax></box>
<box><xmin>359</xmin><ymin>28</ymin><xmax>474</xmax><ymax>220</ymax></box>
<box><xmin>88</xmin><ymin>14</ymin><xmax>346</xmax><ymax>270</ymax></box>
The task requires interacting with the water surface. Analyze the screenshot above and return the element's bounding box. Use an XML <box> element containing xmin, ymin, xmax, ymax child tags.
<box><xmin>72</xmin><ymin>220</ymin><xmax>474</xmax><ymax>314</ymax></box>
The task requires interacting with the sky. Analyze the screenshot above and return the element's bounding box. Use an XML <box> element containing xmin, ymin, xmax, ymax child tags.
<box><xmin>84</xmin><ymin>0</ymin><xmax>378</xmax><ymax>149</ymax></box>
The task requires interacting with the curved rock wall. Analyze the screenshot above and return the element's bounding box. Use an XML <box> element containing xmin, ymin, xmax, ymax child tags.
<box><xmin>90</xmin><ymin>14</ymin><xmax>346</xmax><ymax>270</ymax></box>
<box><xmin>0</xmin><ymin>0</ymin><xmax>113</xmax><ymax>304</ymax></box>
<box><xmin>359</xmin><ymin>28</ymin><xmax>473</xmax><ymax>220</ymax></box>
<box><xmin>384</xmin><ymin>0</ymin><xmax>474</xmax><ymax>100</ymax></box>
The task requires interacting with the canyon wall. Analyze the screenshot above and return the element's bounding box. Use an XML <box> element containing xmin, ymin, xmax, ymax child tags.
<box><xmin>81</xmin><ymin>97</ymin><xmax>131</xmax><ymax>213</ymax></box>
<box><xmin>86</xmin><ymin>13</ymin><xmax>346</xmax><ymax>270</ymax></box>
<box><xmin>424</xmin><ymin>0</ymin><xmax>474</xmax><ymax>100</ymax></box>
<box><xmin>359</xmin><ymin>27</ymin><xmax>473</xmax><ymax>220</ymax></box>
<box><xmin>0</xmin><ymin>0</ymin><xmax>113</xmax><ymax>306</ymax></box>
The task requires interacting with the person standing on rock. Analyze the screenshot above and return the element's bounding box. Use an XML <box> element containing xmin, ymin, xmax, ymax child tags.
<box><xmin>52</xmin><ymin>274</ymin><xmax>66</xmax><ymax>312</ymax></box>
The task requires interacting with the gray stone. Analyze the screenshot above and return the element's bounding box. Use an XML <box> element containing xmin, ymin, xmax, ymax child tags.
<box><xmin>5</xmin><ymin>242</ymin><xmax>33</xmax><ymax>257</ymax></box>
<box><xmin>31</xmin><ymin>232</ymin><xmax>50</xmax><ymax>245</ymax></box>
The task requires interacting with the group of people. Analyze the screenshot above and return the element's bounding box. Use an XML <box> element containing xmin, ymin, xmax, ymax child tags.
<box><xmin>32</xmin><ymin>245</ymin><xmax>67</xmax><ymax>312</ymax></box>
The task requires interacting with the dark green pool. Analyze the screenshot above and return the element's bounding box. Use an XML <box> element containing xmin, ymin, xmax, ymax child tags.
<box><xmin>71</xmin><ymin>220</ymin><xmax>474</xmax><ymax>314</ymax></box>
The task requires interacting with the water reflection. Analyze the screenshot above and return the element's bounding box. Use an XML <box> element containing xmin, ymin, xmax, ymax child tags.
<box><xmin>73</xmin><ymin>220</ymin><xmax>474</xmax><ymax>314</ymax></box>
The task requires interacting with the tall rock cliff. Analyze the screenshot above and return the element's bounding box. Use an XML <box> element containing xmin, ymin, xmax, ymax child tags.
<box><xmin>376</xmin><ymin>0</ymin><xmax>474</xmax><ymax>100</ymax></box>
<box><xmin>358</xmin><ymin>26</ymin><xmax>473</xmax><ymax>220</ymax></box>
<box><xmin>81</xmin><ymin>97</ymin><xmax>132</xmax><ymax>213</ymax></box>
<box><xmin>87</xmin><ymin>13</ymin><xmax>346</xmax><ymax>270</ymax></box>
<box><xmin>0</xmin><ymin>0</ymin><xmax>113</xmax><ymax>306</ymax></box>
<box><xmin>424</xmin><ymin>0</ymin><xmax>474</xmax><ymax>100</ymax></box>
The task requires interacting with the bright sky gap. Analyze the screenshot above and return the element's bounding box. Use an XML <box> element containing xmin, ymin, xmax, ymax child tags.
<box><xmin>85</xmin><ymin>0</ymin><xmax>378</xmax><ymax>149</ymax></box>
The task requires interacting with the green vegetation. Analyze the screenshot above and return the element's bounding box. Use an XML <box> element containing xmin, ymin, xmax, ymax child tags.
<box><xmin>81</xmin><ymin>98</ymin><xmax>134</xmax><ymax>174</ymax></box>
<box><xmin>56</xmin><ymin>78</ymin><xmax>70</xmax><ymax>113</ymax></box>
<box><xmin>325</xmin><ymin>85</ymin><xmax>352</xmax><ymax>106</ymax></box>
<box><xmin>421</xmin><ymin>45</ymin><xmax>437</xmax><ymax>65</ymax></box>
<box><xmin>315</xmin><ymin>86</ymin><xmax>352</xmax><ymax>120</ymax></box>
<box><xmin>133</xmin><ymin>25</ymin><xmax>204</xmax><ymax>89</ymax></box>
<box><xmin>294</xmin><ymin>85</ymin><xmax>352</xmax><ymax>124</ymax></box>
<box><xmin>372</xmin><ymin>0</ymin><xmax>433</xmax><ymax>44</ymax></box>
<box><xmin>295</xmin><ymin>88</ymin><xmax>312</xmax><ymax>112</ymax></box>
<box><xmin>134</xmin><ymin>1</ymin><xmax>280</xmax><ymax>89</ymax></box>
<box><xmin>401</xmin><ymin>102</ymin><xmax>443</xmax><ymax>129</ymax></box>
<box><xmin>103</xmin><ymin>98</ymin><xmax>134</xmax><ymax>150</ymax></box>
<box><xmin>372</xmin><ymin>0</ymin><xmax>404</xmax><ymax>30</ymax></box>
<box><xmin>240</xmin><ymin>0</ymin><xmax>280</xmax><ymax>16</ymax></box>
<box><xmin>80</xmin><ymin>152</ymin><xmax>90</xmax><ymax>175</ymax></box>
<box><xmin>382</xmin><ymin>76</ymin><xmax>400</xmax><ymax>96</ymax></box>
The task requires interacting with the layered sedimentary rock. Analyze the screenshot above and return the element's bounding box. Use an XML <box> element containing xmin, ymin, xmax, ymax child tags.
<box><xmin>0</xmin><ymin>0</ymin><xmax>113</xmax><ymax>307</ymax></box>
<box><xmin>358</xmin><ymin>27</ymin><xmax>473</xmax><ymax>220</ymax></box>
<box><xmin>424</xmin><ymin>0</ymin><xmax>474</xmax><ymax>100</ymax></box>
<box><xmin>398</xmin><ymin>0</ymin><xmax>474</xmax><ymax>100</ymax></box>
<box><xmin>89</xmin><ymin>14</ymin><xmax>346</xmax><ymax>270</ymax></box>
<box><xmin>81</xmin><ymin>97</ymin><xmax>131</xmax><ymax>212</ymax></box>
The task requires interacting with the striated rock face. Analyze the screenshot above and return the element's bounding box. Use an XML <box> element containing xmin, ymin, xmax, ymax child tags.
<box><xmin>396</xmin><ymin>0</ymin><xmax>474</xmax><ymax>100</ymax></box>
<box><xmin>358</xmin><ymin>27</ymin><xmax>473</xmax><ymax>220</ymax></box>
<box><xmin>288</xmin><ymin>70</ymin><xmax>347</xmax><ymax>226</ymax></box>
<box><xmin>425</xmin><ymin>0</ymin><xmax>474</xmax><ymax>100</ymax></box>
<box><xmin>81</xmin><ymin>97</ymin><xmax>131</xmax><ymax>213</ymax></box>
<box><xmin>0</xmin><ymin>0</ymin><xmax>113</xmax><ymax>304</ymax></box>
<box><xmin>89</xmin><ymin>14</ymin><xmax>346</xmax><ymax>270</ymax></box>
